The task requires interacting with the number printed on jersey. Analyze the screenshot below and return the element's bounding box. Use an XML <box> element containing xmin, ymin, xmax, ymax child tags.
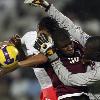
<box><xmin>68</xmin><ymin>57</ymin><xmax>79</xmax><ymax>64</ymax></box>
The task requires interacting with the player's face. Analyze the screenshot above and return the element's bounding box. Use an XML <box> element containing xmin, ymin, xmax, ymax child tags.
<box><xmin>59</xmin><ymin>41</ymin><xmax>74</xmax><ymax>56</ymax></box>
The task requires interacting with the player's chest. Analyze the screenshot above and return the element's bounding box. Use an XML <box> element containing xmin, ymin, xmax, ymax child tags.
<box><xmin>60</xmin><ymin>57</ymin><xmax>85</xmax><ymax>73</ymax></box>
<box><xmin>67</xmin><ymin>57</ymin><xmax>80</xmax><ymax>64</ymax></box>
<box><xmin>60</xmin><ymin>56</ymin><xmax>81</xmax><ymax>65</ymax></box>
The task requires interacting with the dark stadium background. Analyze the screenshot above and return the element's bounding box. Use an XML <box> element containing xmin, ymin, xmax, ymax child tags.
<box><xmin>0</xmin><ymin>0</ymin><xmax>100</xmax><ymax>100</ymax></box>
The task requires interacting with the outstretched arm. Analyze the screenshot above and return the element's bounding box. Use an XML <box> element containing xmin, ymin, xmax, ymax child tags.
<box><xmin>18</xmin><ymin>53</ymin><xmax>48</xmax><ymax>68</ymax></box>
<box><xmin>47</xmin><ymin>4</ymin><xmax>90</xmax><ymax>46</ymax></box>
<box><xmin>0</xmin><ymin>54</ymin><xmax>47</xmax><ymax>78</ymax></box>
<box><xmin>24</xmin><ymin>0</ymin><xmax>90</xmax><ymax>46</ymax></box>
<box><xmin>0</xmin><ymin>33</ymin><xmax>48</xmax><ymax>78</ymax></box>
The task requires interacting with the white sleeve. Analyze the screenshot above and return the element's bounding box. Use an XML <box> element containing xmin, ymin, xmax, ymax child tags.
<box><xmin>47</xmin><ymin>4</ymin><xmax>90</xmax><ymax>46</ymax></box>
<box><xmin>68</xmin><ymin>62</ymin><xmax>100</xmax><ymax>86</ymax></box>
<box><xmin>21</xmin><ymin>31</ymin><xmax>39</xmax><ymax>55</ymax></box>
<box><xmin>52</xmin><ymin>59</ymin><xmax>100</xmax><ymax>86</ymax></box>
<box><xmin>33</xmin><ymin>68</ymin><xmax>53</xmax><ymax>89</ymax></box>
<box><xmin>51</xmin><ymin>59</ymin><xmax>72</xmax><ymax>86</ymax></box>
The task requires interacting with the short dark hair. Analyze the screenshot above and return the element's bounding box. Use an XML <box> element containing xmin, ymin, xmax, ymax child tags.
<box><xmin>38</xmin><ymin>16</ymin><xmax>59</xmax><ymax>33</ymax></box>
<box><xmin>51</xmin><ymin>28</ymin><xmax>70</xmax><ymax>48</ymax></box>
<box><xmin>85</xmin><ymin>36</ymin><xmax>100</xmax><ymax>61</ymax></box>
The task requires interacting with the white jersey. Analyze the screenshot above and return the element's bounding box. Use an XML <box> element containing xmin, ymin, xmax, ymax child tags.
<box><xmin>21</xmin><ymin>31</ymin><xmax>52</xmax><ymax>89</ymax></box>
<box><xmin>47</xmin><ymin>4</ymin><xmax>100</xmax><ymax>99</ymax></box>
<box><xmin>21</xmin><ymin>31</ymin><xmax>39</xmax><ymax>55</ymax></box>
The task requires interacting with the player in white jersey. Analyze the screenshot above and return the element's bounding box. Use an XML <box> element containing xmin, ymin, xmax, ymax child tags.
<box><xmin>21</xmin><ymin>31</ymin><xmax>57</xmax><ymax>100</ymax></box>
<box><xmin>24</xmin><ymin>0</ymin><xmax>100</xmax><ymax>99</ymax></box>
<box><xmin>0</xmin><ymin>31</ymin><xmax>58</xmax><ymax>100</ymax></box>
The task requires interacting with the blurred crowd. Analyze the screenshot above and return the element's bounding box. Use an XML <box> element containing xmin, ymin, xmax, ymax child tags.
<box><xmin>0</xmin><ymin>68</ymin><xmax>41</xmax><ymax>100</ymax></box>
<box><xmin>0</xmin><ymin>0</ymin><xmax>100</xmax><ymax>100</ymax></box>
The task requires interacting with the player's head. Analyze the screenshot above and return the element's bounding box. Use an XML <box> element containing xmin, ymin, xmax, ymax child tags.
<box><xmin>84</xmin><ymin>36</ymin><xmax>100</xmax><ymax>61</ymax></box>
<box><xmin>52</xmin><ymin>28</ymin><xmax>74</xmax><ymax>56</ymax></box>
<box><xmin>37</xmin><ymin>16</ymin><xmax>59</xmax><ymax>35</ymax></box>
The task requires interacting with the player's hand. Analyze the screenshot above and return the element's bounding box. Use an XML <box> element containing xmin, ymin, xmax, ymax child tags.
<box><xmin>24</xmin><ymin>0</ymin><xmax>50</xmax><ymax>10</ymax></box>
<box><xmin>24</xmin><ymin>0</ymin><xmax>43</xmax><ymax>7</ymax></box>
<box><xmin>9</xmin><ymin>34</ymin><xmax>21</xmax><ymax>48</ymax></box>
<box><xmin>34</xmin><ymin>33</ymin><xmax>54</xmax><ymax>55</ymax></box>
<box><xmin>34</xmin><ymin>33</ymin><xmax>59</xmax><ymax>62</ymax></box>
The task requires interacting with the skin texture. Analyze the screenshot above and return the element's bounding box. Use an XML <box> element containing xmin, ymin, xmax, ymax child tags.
<box><xmin>18</xmin><ymin>53</ymin><xmax>48</xmax><ymax>68</ymax></box>
<box><xmin>58</xmin><ymin>41</ymin><xmax>75</xmax><ymax>56</ymax></box>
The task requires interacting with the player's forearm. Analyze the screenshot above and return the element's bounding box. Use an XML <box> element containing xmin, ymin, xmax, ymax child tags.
<box><xmin>68</xmin><ymin>62</ymin><xmax>100</xmax><ymax>86</ymax></box>
<box><xmin>52</xmin><ymin>59</ymin><xmax>100</xmax><ymax>86</ymax></box>
<box><xmin>68</xmin><ymin>71</ymin><xmax>98</xmax><ymax>86</ymax></box>
<box><xmin>18</xmin><ymin>53</ymin><xmax>48</xmax><ymax>68</ymax></box>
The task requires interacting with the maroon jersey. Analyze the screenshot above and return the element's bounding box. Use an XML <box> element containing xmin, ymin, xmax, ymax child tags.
<box><xmin>43</xmin><ymin>41</ymin><xmax>88</xmax><ymax>96</ymax></box>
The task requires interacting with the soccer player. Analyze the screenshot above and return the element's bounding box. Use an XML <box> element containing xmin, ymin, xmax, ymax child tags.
<box><xmin>36</xmin><ymin>31</ymin><xmax>100</xmax><ymax>100</ymax></box>
<box><xmin>19</xmin><ymin>27</ymin><xmax>90</xmax><ymax>100</ymax></box>
<box><xmin>0</xmin><ymin>33</ymin><xmax>58</xmax><ymax>100</ymax></box>
<box><xmin>25</xmin><ymin>0</ymin><xmax>100</xmax><ymax>99</ymax></box>
<box><xmin>20</xmin><ymin>16</ymin><xmax>90</xmax><ymax>99</ymax></box>
<box><xmin>0</xmin><ymin>0</ymin><xmax>99</xmax><ymax>99</ymax></box>
<box><xmin>20</xmin><ymin>30</ymin><xmax>58</xmax><ymax>100</ymax></box>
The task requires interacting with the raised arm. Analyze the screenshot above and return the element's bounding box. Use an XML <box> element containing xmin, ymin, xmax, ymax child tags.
<box><xmin>24</xmin><ymin>0</ymin><xmax>90</xmax><ymax>46</ymax></box>
<box><xmin>47</xmin><ymin>4</ymin><xmax>90</xmax><ymax>46</ymax></box>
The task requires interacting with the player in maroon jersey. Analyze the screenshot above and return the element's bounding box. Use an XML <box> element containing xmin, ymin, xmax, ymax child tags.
<box><xmin>34</xmin><ymin>27</ymin><xmax>90</xmax><ymax>100</ymax></box>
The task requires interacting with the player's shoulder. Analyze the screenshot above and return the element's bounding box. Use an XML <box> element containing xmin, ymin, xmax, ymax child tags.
<box><xmin>23</xmin><ymin>31</ymin><xmax>37</xmax><ymax>38</ymax></box>
<box><xmin>21</xmin><ymin>31</ymin><xmax>37</xmax><ymax>43</ymax></box>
